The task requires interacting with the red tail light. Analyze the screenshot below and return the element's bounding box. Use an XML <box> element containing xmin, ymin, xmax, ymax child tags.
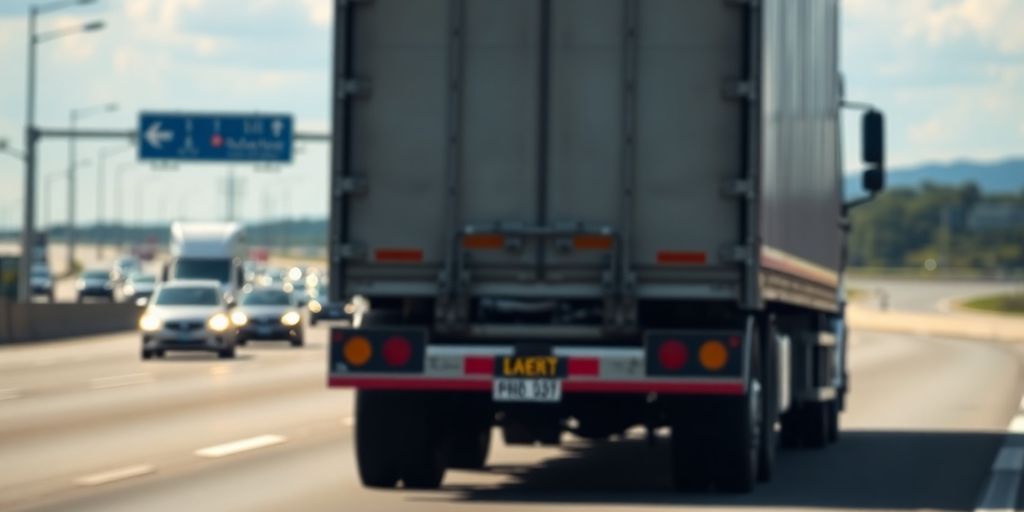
<box><xmin>381</xmin><ymin>336</ymin><xmax>412</xmax><ymax>368</ymax></box>
<box><xmin>657</xmin><ymin>339</ymin><xmax>688</xmax><ymax>371</ymax></box>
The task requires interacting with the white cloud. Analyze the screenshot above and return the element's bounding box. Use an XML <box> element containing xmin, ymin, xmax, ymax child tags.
<box><xmin>904</xmin><ymin>0</ymin><xmax>1024</xmax><ymax>53</ymax></box>
<box><xmin>302</xmin><ymin>0</ymin><xmax>332</xmax><ymax>28</ymax></box>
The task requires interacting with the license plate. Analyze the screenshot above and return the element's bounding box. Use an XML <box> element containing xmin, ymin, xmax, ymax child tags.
<box><xmin>258</xmin><ymin>327</ymin><xmax>271</xmax><ymax>336</ymax></box>
<box><xmin>492</xmin><ymin>378</ymin><xmax>562</xmax><ymax>403</ymax></box>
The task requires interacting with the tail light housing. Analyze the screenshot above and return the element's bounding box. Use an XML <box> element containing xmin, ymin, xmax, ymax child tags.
<box><xmin>330</xmin><ymin>328</ymin><xmax>426</xmax><ymax>374</ymax></box>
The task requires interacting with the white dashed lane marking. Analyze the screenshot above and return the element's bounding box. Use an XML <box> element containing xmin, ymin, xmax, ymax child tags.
<box><xmin>974</xmin><ymin>395</ymin><xmax>1024</xmax><ymax>512</ymax></box>
<box><xmin>0</xmin><ymin>388</ymin><xmax>22</xmax><ymax>401</ymax></box>
<box><xmin>74</xmin><ymin>464</ymin><xmax>156</xmax><ymax>487</ymax></box>
<box><xmin>194</xmin><ymin>435</ymin><xmax>287</xmax><ymax>458</ymax></box>
<box><xmin>90</xmin><ymin>373</ymin><xmax>154</xmax><ymax>390</ymax></box>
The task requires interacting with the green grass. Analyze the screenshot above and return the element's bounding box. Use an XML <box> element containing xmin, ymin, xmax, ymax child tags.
<box><xmin>961</xmin><ymin>293</ymin><xmax>1024</xmax><ymax>316</ymax></box>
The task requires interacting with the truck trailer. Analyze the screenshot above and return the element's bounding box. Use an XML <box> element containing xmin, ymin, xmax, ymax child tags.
<box><xmin>326</xmin><ymin>0</ymin><xmax>885</xmax><ymax>492</ymax></box>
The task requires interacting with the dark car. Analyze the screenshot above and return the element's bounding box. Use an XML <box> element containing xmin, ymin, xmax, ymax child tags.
<box><xmin>233</xmin><ymin>287</ymin><xmax>304</xmax><ymax>347</ymax></box>
<box><xmin>76</xmin><ymin>269</ymin><xmax>114</xmax><ymax>302</ymax></box>
<box><xmin>30</xmin><ymin>264</ymin><xmax>54</xmax><ymax>302</ymax></box>
<box><xmin>306</xmin><ymin>282</ymin><xmax>354</xmax><ymax>326</ymax></box>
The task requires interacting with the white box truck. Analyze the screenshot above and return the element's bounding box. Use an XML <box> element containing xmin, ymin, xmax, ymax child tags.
<box><xmin>326</xmin><ymin>0</ymin><xmax>886</xmax><ymax>492</ymax></box>
<box><xmin>165</xmin><ymin>222</ymin><xmax>247</xmax><ymax>302</ymax></box>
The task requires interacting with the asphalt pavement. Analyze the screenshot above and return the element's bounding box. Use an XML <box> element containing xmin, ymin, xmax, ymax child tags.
<box><xmin>2</xmin><ymin>315</ymin><xmax>1023</xmax><ymax>511</ymax></box>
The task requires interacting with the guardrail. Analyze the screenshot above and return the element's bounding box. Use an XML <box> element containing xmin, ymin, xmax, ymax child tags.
<box><xmin>0</xmin><ymin>301</ymin><xmax>141</xmax><ymax>344</ymax></box>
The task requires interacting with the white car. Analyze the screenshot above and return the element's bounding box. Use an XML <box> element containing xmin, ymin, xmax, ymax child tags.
<box><xmin>122</xmin><ymin>273</ymin><xmax>157</xmax><ymax>305</ymax></box>
<box><xmin>139</xmin><ymin>280</ymin><xmax>239</xmax><ymax>359</ymax></box>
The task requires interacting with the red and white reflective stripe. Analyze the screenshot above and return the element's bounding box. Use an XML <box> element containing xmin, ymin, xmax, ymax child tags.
<box><xmin>330</xmin><ymin>344</ymin><xmax>744</xmax><ymax>395</ymax></box>
<box><xmin>327</xmin><ymin>376</ymin><xmax>743</xmax><ymax>395</ymax></box>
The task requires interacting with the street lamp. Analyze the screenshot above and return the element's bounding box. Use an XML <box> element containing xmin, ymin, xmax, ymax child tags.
<box><xmin>114</xmin><ymin>163</ymin><xmax>134</xmax><ymax>250</ymax></box>
<box><xmin>93</xmin><ymin>142</ymin><xmax>132</xmax><ymax>259</ymax></box>
<box><xmin>67</xmin><ymin>101</ymin><xmax>118</xmax><ymax>274</ymax></box>
<box><xmin>19</xmin><ymin>0</ymin><xmax>106</xmax><ymax>302</ymax></box>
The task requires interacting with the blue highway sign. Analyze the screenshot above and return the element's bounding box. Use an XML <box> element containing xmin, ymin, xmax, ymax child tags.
<box><xmin>138</xmin><ymin>112</ymin><xmax>293</xmax><ymax>162</ymax></box>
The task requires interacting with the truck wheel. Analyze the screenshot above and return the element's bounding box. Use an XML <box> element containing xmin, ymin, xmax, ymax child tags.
<box><xmin>781</xmin><ymin>401</ymin><xmax>829</xmax><ymax>449</ymax></box>
<box><xmin>826</xmin><ymin>400</ymin><xmax>840</xmax><ymax>443</ymax></box>
<box><xmin>671</xmin><ymin>380</ymin><xmax>760</xmax><ymax>493</ymax></box>
<box><xmin>758</xmin><ymin>321</ymin><xmax>779</xmax><ymax>482</ymax></box>
<box><xmin>448</xmin><ymin>424</ymin><xmax>490</xmax><ymax>470</ymax></box>
<box><xmin>355</xmin><ymin>391</ymin><xmax>402</xmax><ymax>488</ymax></box>
<box><xmin>142</xmin><ymin>350</ymin><xmax>152</xmax><ymax>360</ymax></box>
<box><xmin>399</xmin><ymin>397</ymin><xmax>448</xmax><ymax>489</ymax></box>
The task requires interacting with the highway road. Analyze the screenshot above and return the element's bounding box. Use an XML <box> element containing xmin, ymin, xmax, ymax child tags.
<box><xmin>2</xmin><ymin>316</ymin><xmax>1023</xmax><ymax>511</ymax></box>
<box><xmin>849</xmin><ymin>276</ymin><xmax>1022</xmax><ymax>313</ymax></box>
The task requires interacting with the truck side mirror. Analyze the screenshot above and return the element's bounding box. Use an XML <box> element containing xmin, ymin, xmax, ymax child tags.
<box><xmin>861</xmin><ymin>110</ymin><xmax>885</xmax><ymax>194</ymax></box>
<box><xmin>863</xmin><ymin>168</ymin><xmax>884</xmax><ymax>194</ymax></box>
<box><xmin>862</xmin><ymin>110</ymin><xmax>884</xmax><ymax>165</ymax></box>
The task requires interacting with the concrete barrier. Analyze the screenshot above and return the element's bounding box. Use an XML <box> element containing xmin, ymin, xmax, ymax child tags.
<box><xmin>0</xmin><ymin>300</ymin><xmax>142</xmax><ymax>344</ymax></box>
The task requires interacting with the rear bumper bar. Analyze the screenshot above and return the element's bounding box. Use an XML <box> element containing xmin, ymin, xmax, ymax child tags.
<box><xmin>328</xmin><ymin>344</ymin><xmax>745</xmax><ymax>396</ymax></box>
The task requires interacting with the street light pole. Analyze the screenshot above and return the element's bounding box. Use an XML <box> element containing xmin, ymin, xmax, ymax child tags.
<box><xmin>114</xmin><ymin>163</ymin><xmax>132</xmax><ymax>250</ymax></box>
<box><xmin>67</xmin><ymin>102</ymin><xmax>117</xmax><ymax>272</ymax></box>
<box><xmin>95</xmin><ymin>143</ymin><xmax>132</xmax><ymax>259</ymax></box>
<box><xmin>18</xmin><ymin>0</ymin><xmax>105</xmax><ymax>301</ymax></box>
<box><xmin>19</xmin><ymin>6</ymin><xmax>39</xmax><ymax>301</ymax></box>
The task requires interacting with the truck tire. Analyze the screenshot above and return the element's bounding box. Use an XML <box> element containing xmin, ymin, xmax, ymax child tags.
<box><xmin>758</xmin><ymin>320</ymin><xmax>779</xmax><ymax>482</ymax></box>
<box><xmin>448</xmin><ymin>424</ymin><xmax>491</xmax><ymax>470</ymax></box>
<box><xmin>355</xmin><ymin>391</ymin><xmax>401</xmax><ymax>488</ymax></box>
<box><xmin>355</xmin><ymin>391</ymin><xmax>448</xmax><ymax>489</ymax></box>
<box><xmin>781</xmin><ymin>401</ymin><xmax>829</xmax><ymax>449</ymax></box>
<box><xmin>397</xmin><ymin>397</ymin><xmax>448</xmax><ymax>488</ymax></box>
<box><xmin>826</xmin><ymin>400</ymin><xmax>840</xmax><ymax>443</ymax></box>
<box><xmin>671</xmin><ymin>379</ymin><xmax>761</xmax><ymax>493</ymax></box>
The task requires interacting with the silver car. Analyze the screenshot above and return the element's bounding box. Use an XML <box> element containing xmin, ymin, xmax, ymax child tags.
<box><xmin>139</xmin><ymin>280</ymin><xmax>238</xmax><ymax>359</ymax></box>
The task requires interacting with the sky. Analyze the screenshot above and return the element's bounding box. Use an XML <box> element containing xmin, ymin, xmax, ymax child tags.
<box><xmin>0</xmin><ymin>0</ymin><xmax>1022</xmax><ymax>230</ymax></box>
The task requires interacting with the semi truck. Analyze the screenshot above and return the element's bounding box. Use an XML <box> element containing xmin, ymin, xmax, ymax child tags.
<box><xmin>326</xmin><ymin>0</ymin><xmax>885</xmax><ymax>492</ymax></box>
<box><xmin>164</xmin><ymin>222</ymin><xmax>247</xmax><ymax>302</ymax></box>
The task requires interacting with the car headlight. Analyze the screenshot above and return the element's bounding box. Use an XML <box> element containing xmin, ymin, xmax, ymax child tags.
<box><xmin>139</xmin><ymin>314</ymin><xmax>162</xmax><ymax>332</ymax></box>
<box><xmin>281</xmin><ymin>311</ymin><xmax>301</xmax><ymax>327</ymax></box>
<box><xmin>230</xmin><ymin>311</ymin><xmax>249</xmax><ymax>326</ymax></box>
<box><xmin>208</xmin><ymin>313</ymin><xmax>231</xmax><ymax>332</ymax></box>
<box><xmin>308</xmin><ymin>300</ymin><xmax>322</xmax><ymax>313</ymax></box>
<box><xmin>76</xmin><ymin>281</ymin><xmax>86</xmax><ymax>290</ymax></box>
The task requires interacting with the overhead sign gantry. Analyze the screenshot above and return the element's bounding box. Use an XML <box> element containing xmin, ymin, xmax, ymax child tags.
<box><xmin>138</xmin><ymin>112</ymin><xmax>294</xmax><ymax>163</ymax></box>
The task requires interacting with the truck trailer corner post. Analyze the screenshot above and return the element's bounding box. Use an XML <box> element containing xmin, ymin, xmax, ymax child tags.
<box><xmin>327</xmin><ymin>0</ymin><xmax>884</xmax><ymax>493</ymax></box>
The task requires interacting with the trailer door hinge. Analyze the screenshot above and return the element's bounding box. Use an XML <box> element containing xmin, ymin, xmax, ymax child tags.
<box><xmin>723</xmin><ymin>178</ymin><xmax>756</xmax><ymax>199</ymax></box>
<box><xmin>335</xmin><ymin>175</ymin><xmax>367</xmax><ymax>197</ymax></box>
<box><xmin>724</xmin><ymin>80</ymin><xmax>757</xmax><ymax>101</ymax></box>
<box><xmin>338</xmin><ymin>78</ymin><xmax>371</xmax><ymax>99</ymax></box>
<box><xmin>335</xmin><ymin>242</ymin><xmax>366</xmax><ymax>261</ymax></box>
<box><xmin>724</xmin><ymin>244</ymin><xmax>755</xmax><ymax>264</ymax></box>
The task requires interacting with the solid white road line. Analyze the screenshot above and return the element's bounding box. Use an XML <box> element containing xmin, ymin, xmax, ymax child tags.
<box><xmin>195</xmin><ymin>434</ymin><xmax>287</xmax><ymax>458</ymax></box>
<box><xmin>0</xmin><ymin>388</ymin><xmax>21</xmax><ymax>401</ymax></box>
<box><xmin>974</xmin><ymin>405</ymin><xmax>1024</xmax><ymax>512</ymax></box>
<box><xmin>74</xmin><ymin>464</ymin><xmax>156</xmax><ymax>487</ymax></box>
<box><xmin>90</xmin><ymin>373</ymin><xmax>153</xmax><ymax>390</ymax></box>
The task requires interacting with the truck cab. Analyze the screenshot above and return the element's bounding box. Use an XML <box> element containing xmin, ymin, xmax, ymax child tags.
<box><xmin>165</xmin><ymin>222</ymin><xmax>246</xmax><ymax>304</ymax></box>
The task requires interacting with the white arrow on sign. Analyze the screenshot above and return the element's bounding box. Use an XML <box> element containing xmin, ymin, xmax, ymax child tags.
<box><xmin>144</xmin><ymin>121</ymin><xmax>174</xmax><ymax>149</ymax></box>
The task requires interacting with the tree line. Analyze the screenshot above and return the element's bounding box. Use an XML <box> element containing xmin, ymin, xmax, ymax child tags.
<box><xmin>849</xmin><ymin>183</ymin><xmax>1024</xmax><ymax>269</ymax></box>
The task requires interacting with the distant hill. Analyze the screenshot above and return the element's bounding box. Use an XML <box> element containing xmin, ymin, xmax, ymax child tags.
<box><xmin>844</xmin><ymin>158</ymin><xmax>1024</xmax><ymax>199</ymax></box>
